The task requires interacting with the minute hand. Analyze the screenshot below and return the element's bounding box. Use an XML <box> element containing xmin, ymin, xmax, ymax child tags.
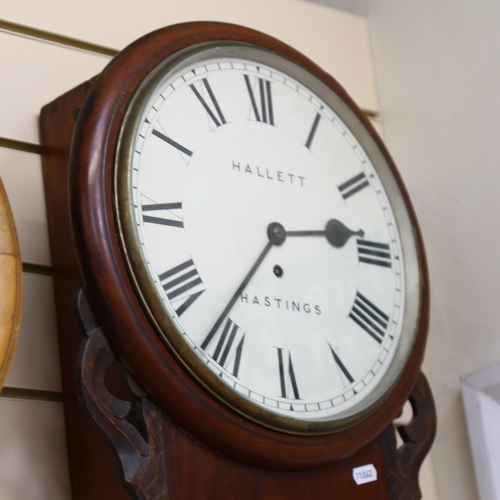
<box><xmin>202</xmin><ymin>222</ymin><xmax>286</xmax><ymax>349</ymax></box>
<box><xmin>287</xmin><ymin>219</ymin><xmax>364</xmax><ymax>248</ymax></box>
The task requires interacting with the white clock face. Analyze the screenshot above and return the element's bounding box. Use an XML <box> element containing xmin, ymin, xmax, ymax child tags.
<box><xmin>117</xmin><ymin>45</ymin><xmax>420</xmax><ymax>429</ymax></box>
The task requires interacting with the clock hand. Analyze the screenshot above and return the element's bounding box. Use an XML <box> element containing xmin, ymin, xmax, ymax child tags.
<box><xmin>203</xmin><ymin>220</ymin><xmax>360</xmax><ymax>348</ymax></box>
<box><xmin>325</xmin><ymin>219</ymin><xmax>364</xmax><ymax>248</ymax></box>
<box><xmin>202</xmin><ymin>222</ymin><xmax>285</xmax><ymax>349</ymax></box>
<box><xmin>287</xmin><ymin>219</ymin><xmax>364</xmax><ymax>248</ymax></box>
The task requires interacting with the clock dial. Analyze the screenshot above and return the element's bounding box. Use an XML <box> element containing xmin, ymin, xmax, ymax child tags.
<box><xmin>116</xmin><ymin>44</ymin><xmax>421</xmax><ymax>431</ymax></box>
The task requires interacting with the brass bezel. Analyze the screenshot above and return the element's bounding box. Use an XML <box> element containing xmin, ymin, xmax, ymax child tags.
<box><xmin>114</xmin><ymin>42</ymin><xmax>422</xmax><ymax>435</ymax></box>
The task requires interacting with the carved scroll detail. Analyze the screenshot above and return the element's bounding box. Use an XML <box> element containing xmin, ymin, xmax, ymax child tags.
<box><xmin>74</xmin><ymin>288</ymin><xmax>169</xmax><ymax>500</ymax></box>
<box><xmin>383</xmin><ymin>372</ymin><xmax>437</xmax><ymax>500</ymax></box>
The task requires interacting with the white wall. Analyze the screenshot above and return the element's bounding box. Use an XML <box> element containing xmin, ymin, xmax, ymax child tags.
<box><xmin>367</xmin><ymin>1</ymin><xmax>500</xmax><ymax>499</ymax></box>
<box><xmin>0</xmin><ymin>1</ymin><xmax>396</xmax><ymax>497</ymax></box>
<box><xmin>305</xmin><ymin>0</ymin><xmax>368</xmax><ymax>16</ymax></box>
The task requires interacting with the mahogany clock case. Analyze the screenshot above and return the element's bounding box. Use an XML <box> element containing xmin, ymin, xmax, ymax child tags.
<box><xmin>55</xmin><ymin>22</ymin><xmax>428</xmax><ymax>470</ymax></box>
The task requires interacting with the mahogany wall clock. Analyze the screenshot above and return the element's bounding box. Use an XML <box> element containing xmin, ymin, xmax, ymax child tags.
<box><xmin>40</xmin><ymin>22</ymin><xmax>435</xmax><ymax>500</ymax></box>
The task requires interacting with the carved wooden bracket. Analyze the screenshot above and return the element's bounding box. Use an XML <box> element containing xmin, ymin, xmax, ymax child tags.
<box><xmin>74</xmin><ymin>288</ymin><xmax>169</xmax><ymax>500</ymax></box>
<box><xmin>383</xmin><ymin>372</ymin><xmax>437</xmax><ymax>500</ymax></box>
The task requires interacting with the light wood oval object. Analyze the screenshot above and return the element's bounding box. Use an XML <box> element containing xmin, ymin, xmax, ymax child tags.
<box><xmin>0</xmin><ymin>178</ymin><xmax>22</xmax><ymax>391</ymax></box>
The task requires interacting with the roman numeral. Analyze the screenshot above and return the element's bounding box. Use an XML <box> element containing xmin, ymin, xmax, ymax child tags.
<box><xmin>349</xmin><ymin>292</ymin><xmax>389</xmax><ymax>344</ymax></box>
<box><xmin>142</xmin><ymin>202</ymin><xmax>183</xmax><ymax>228</ymax></box>
<box><xmin>158</xmin><ymin>259</ymin><xmax>205</xmax><ymax>316</ymax></box>
<box><xmin>201</xmin><ymin>318</ymin><xmax>245</xmax><ymax>378</ymax></box>
<box><xmin>190</xmin><ymin>78</ymin><xmax>226</xmax><ymax>128</ymax></box>
<box><xmin>152</xmin><ymin>129</ymin><xmax>192</xmax><ymax>157</ymax></box>
<box><xmin>338</xmin><ymin>172</ymin><xmax>370</xmax><ymax>200</ymax></box>
<box><xmin>276</xmin><ymin>348</ymin><xmax>300</xmax><ymax>400</ymax></box>
<box><xmin>244</xmin><ymin>75</ymin><xmax>274</xmax><ymax>125</ymax></box>
<box><xmin>305</xmin><ymin>113</ymin><xmax>321</xmax><ymax>149</ymax></box>
<box><xmin>357</xmin><ymin>239</ymin><xmax>392</xmax><ymax>268</ymax></box>
<box><xmin>329</xmin><ymin>344</ymin><xmax>354</xmax><ymax>385</ymax></box>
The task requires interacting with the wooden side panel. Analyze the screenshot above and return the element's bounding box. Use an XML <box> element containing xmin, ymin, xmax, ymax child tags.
<box><xmin>40</xmin><ymin>80</ymin><xmax>130</xmax><ymax>500</ymax></box>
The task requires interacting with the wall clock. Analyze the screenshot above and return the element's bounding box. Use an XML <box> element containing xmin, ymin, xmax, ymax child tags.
<box><xmin>40</xmin><ymin>22</ymin><xmax>435</xmax><ymax>500</ymax></box>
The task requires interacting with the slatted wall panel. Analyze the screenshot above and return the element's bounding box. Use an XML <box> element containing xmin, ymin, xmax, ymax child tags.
<box><xmin>0</xmin><ymin>2</ymin><xmax>378</xmax><ymax>497</ymax></box>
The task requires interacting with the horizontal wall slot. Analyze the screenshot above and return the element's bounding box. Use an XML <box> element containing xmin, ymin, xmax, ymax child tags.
<box><xmin>23</xmin><ymin>262</ymin><xmax>53</xmax><ymax>276</ymax></box>
<box><xmin>0</xmin><ymin>387</ymin><xmax>63</xmax><ymax>403</ymax></box>
<box><xmin>363</xmin><ymin>109</ymin><xmax>379</xmax><ymax>118</ymax></box>
<box><xmin>0</xmin><ymin>136</ymin><xmax>42</xmax><ymax>155</ymax></box>
<box><xmin>0</xmin><ymin>19</ymin><xmax>379</xmax><ymax>119</ymax></box>
<box><xmin>0</xmin><ymin>18</ymin><xmax>117</xmax><ymax>57</ymax></box>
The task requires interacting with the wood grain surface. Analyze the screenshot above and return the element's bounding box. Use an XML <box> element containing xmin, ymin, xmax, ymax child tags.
<box><xmin>0</xmin><ymin>178</ymin><xmax>22</xmax><ymax>390</ymax></box>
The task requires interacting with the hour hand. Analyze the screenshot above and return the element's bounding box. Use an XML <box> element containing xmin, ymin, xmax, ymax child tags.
<box><xmin>287</xmin><ymin>219</ymin><xmax>364</xmax><ymax>248</ymax></box>
<box><xmin>324</xmin><ymin>219</ymin><xmax>364</xmax><ymax>247</ymax></box>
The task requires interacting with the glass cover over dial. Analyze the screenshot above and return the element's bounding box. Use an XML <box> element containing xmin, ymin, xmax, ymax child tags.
<box><xmin>116</xmin><ymin>44</ymin><xmax>421</xmax><ymax>432</ymax></box>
